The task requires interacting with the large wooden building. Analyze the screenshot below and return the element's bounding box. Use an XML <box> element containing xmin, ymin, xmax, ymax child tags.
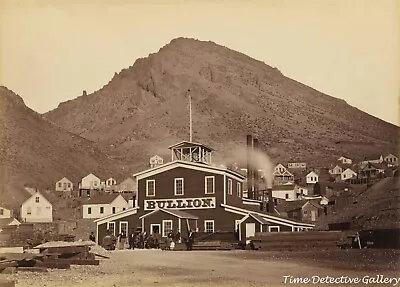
<box><xmin>94</xmin><ymin>140</ymin><xmax>314</xmax><ymax>244</ymax></box>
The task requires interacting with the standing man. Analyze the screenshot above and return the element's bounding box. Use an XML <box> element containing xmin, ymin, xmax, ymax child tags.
<box><xmin>129</xmin><ymin>228</ymin><xmax>136</xmax><ymax>249</ymax></box>
<box><xmin>186</xmin><ymin>229</ymin><xmax>195</xmax><ymax>251</ymax></box>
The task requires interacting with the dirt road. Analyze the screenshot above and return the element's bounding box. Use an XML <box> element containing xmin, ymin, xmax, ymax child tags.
<box><xmin>1</xmin><ymin>249</ymin><xmax>399</xmax><ymax>287</ymax></box>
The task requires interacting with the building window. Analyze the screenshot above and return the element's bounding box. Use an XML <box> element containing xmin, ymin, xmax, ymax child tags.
<box><xmin>58</xmin><ymin>182</ymin><xmax>62</xmax><ymax>187</ymax></box>
<box><xmin>27</xmin><ymin>207</ymin><xmax>32</xmax><ymax>215</ymax></box>
<box><xmin>123</xmin><ymin>208</ymin><xmax>126</xmax><ymax>211</ymax></box>
<box><xmin>107</xmin><ymin>222</ymin><xmax>115</xmax><ymax>236</ymax></box>
<box><xmin>269</xmin><ymin>226</ymin><xmax>280</xmax><ymax>232</ymax></box>
<box><xmin>35</xmin><ymin>197</ymin><xmax>40</xmax><ymax>203</ymax></box>
<box><xmin>100</xmin><ymin>207</ymin><xmax>104</xmax><ymax>214</ymax></box>
<box><xmin>174</xmin><ymin>178</ymin><xmax>184</xmax><ymax>195</ymax></box>
<box><xmin>204</xmin><ymin>220</ymin><xmax>215</xmax><ymax>233</ymax></box>
<box><xmin>0</xmin><ymin>209</ymin><xmax>3</xmax><ymax>215</ymax></box>
<box><xmin>303</xmin><ymin>210</ymin><xmax>308</xmax><ymax>215</ymax></box>
<box><xmin>88</xmin><ymin>207</ymin><xmax>92</xmax><ymax>214</ymax></box>
<box><xmin>120</xmin><ymin>221</ymin><xmax>128</xmax><ymax>236</ymax></box>
<box><xmin>236</xmin><ymin>182</ymin><xmax>241</xmax><ymax>197</ymax></box>
<box><xmin>285</xmin><ymin>194</ymin><xmax>289</xmax><ymax>199</ymax></box>
<box><xmin>94</xmin><ymin>181</ymin><xmax>98</xmax><ymax>187</ymax></box>
<box><xmin>67</xmin><ymin>183</ymin><xmax>71</xmax><ymax>188</ymax></box>
<box><xmin>162</xmin><ymin>220</ymin><xmax>173</xmax><ymax>237</ymax></box>
<box><xmin>146</xmin><ymin>180</ymin><xmax>156</xmax><ymax>197</ymax></box>
<box><xmin>205</xmin><ymin>176</ymin><xmax>215</xmax><ymax>194</ymax></box>
<box><xmin>227</xmin><ymin>179</ymin><xmax>232</xmax><ymax>195</ymax></box>
<box><xmin>112</xmin><ymin>207</ymin><xmax>116</xmax><ymax>214</ymax></box>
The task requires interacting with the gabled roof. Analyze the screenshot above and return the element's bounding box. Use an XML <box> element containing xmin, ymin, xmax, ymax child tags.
<box><xmin>306</xmin><ymin>171</ymin><xmax>318</xmax><ymax>177</ymax></box>
<box><xmin>240</xmin><ymin>213</ymin><xmax>270</xmax><ymax>225</ymax></box>
<box><xmin>84</xmin><ymin>194</ymin><xmax>124</xmax><ymax>205</ymax></box>
<box><xmin>0</xmin><ymin>218</ymin><xmax>20</xmax><ymax>227</ymax></box>
<box><xmin>139</xmin><ymin>209</ymin><xmax>199</xmax><ymax>220</ymax></box>
<box><xmin>168</xmin><ymin>141</ymin><xmax>214</xmax><ymax>151</ymax></box>
<box><xmin>132</xmin><ymin>160</ymin><xmax>245</xmax><ymax>180</ymax></box>
<box><xmin>384</xmin><ymin>153</ymin><xmax>398</xmax><ymax>158</ymax></box>
<box><xmin>57</xmin><ymin>177</ymin><xmax>73</xmax><ymax>183</ymax></box>
<box><xmin>221</xmin><ymin>204</ymin><xmax>314</xmax><ymax>227</ymax></box>
<box><xmin>22</xmin><ymin>190</ymin><xmax>53</xmax><ymax>206</ymax></box>
<box><xmin>304</xmin><ymin>200</ymin><xmax>323</xmax><ymax>209</ymax></box>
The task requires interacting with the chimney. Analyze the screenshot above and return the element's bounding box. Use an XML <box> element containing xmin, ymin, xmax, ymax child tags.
<box><xmin>253</xmin><ymin>138</ymin><xmax>259</xmax><ymax>200</ymax></box>
<box><xmin>267</xmin><ymin>188</ymin><xmax>274</xmax><ymax>213</ymax></box>
<box><xmin>246</xmin><ymin>135</ymin><xmax>254</xmax><ymax>199</ymax></box>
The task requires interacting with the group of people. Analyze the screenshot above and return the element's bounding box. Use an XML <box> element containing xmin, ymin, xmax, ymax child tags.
<box><xmin>100</xmin><ymin>228</ymin><xmax>196</xmax><ymax>251</ymax></box>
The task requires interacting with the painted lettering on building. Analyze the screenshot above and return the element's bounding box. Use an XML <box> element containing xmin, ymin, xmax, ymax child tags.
<box><xmin>144</xmin><ymin>197</ymin><xmax>216</xmax><ymax>211</ymax></box>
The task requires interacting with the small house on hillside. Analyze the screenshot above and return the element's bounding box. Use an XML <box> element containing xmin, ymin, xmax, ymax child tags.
<box><xmin>82</xmin><ymin>194</ymin><xmax>129</xmax><ymax>219</ymax></box>
<box><xmin>55</xmin><ymin>177</ymin><xmax>74</xmax><ymax>192</ymax></box>
<box><xmin>150</xmin><ymin>155</ymin><xmax>164</xmax><ymax>168</ymax></box>
<box><xmin>0</xmin><ymin>205</ymin><xmax>13</xmax><ymax>219</ymax></box>
<box><xmin>306</xmin><ymin>171</ymin><xmax>318</xmax><ymax>184</ymax></box>
<box><xmin>272</xmin><ymin>184</ymin><xmax>297</xmax><ymax>200</ymax></box>
<box><xmin>287</xmin><ymin>200</ymin><xmax>324</xmax><ymax>222</ymax></box>
<box><xmin>21</xmin><ymin>191</ymin><xmax>53</xmax><ymax>223</ymax></box>
<box><xmin>273</xmin><ymin>164</ymin><xmax>294</xmax><ymax>184</ymax></box>
<box><xmin>105</xmin><ymin>178</ymin><xmax>117</xmax><ymax>187</ymax></box>
<box><xmin>341</xmin><ymin>168</ymin><xmax>357</xmax><ymax>181</ymax></box>
<box><xmin>359</xmin><ymin>162</ymin><xmax>385</xmax><ymax>179</ymax></box>
<box><xmin>329</xmin><ymin>165</ymin><xmax>344</xmax><ymax>175</ymax></box>
<box><xmin>384</xmin><ymin>154</ymin><xmax>399</xmax><ymax>167</ymax></box>
<box><xmin>360</xmin><ymin>155</ymin><xmax>384</xmax><ymax>166</ymax></box>
<box><xmin>338</xmin><ymin>156</ymin><xmax>352</xmax><ymax>165</ymax></box>
<box><xmin>79</xmin><ymin>173</ymin><xmax>102</xmax><ymax>197</ymax></box>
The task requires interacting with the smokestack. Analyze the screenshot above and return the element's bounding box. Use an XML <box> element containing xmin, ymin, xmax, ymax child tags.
<box><xmin>246</xmin><ymin>135</ymin><xmax>254</xmax><ymax>199</ymax></box>
<box><xmin>267</xmin><ymin>188</ymin><xmax>274</xmax><ymax>213</ymax></box>
<box><xmin>253</xmin><ymin>138</ymin><xmax>259</xmax><ymax>200</ymax></box>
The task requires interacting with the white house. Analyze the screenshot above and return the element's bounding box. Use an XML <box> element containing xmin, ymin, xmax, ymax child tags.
<box><xmin>306</xmin><ymin>171</ymin><xmax>319</xmax><ymax>184</ymax></box>
<box><xmin>105</xmin><ymin>178</ymin><xmax>117</xmax><ymax>187</ymax></box>
<box><xmin>150</xmin><ymin>155</ymin><xmax>164</xmax><ymax>168</ymax></box>
<box><xmin>0</xmin><ymin>206</ymin><xmax>12</xmax><ymax>219</ymax></box>
<box><xmin>21</xmin><ymin>191</ymin><xmax>53</xmax><ymax>223</ymax></box>
<box><xmin>384</xmin><ymin>154</ymin><xmax>399</xmax><ymax>166</ymax></box>
<box><xmin>329</xmin><ymin>165</ymin><xmax>344</xmax><ymax>175</ymax></box>
<box><xmin>117</xmin><ymin>177</ymin><xmax>136</xmax><ymax>193</ymax></box>
<box><xmin>272</xmin><ymin>184</ymin><xmax>297</xmax><ymax>200</ymax></box>
<box><xmin>79</xmin><ymin>173</ymin><xmax>101</xmax><ymax>190</ymax></box>
<box><xmin>361</xmin><ymin>155</ymin><xmax>384</xmax><ymax>165</ymax></box>
<box><xmin>55</xmin><ymin>177</ymin><xmax>74</xmax><ymax>192</ymax></box>
<box><xmin>341</xmin><ymin>168</ymin><xmax>357</xmax><ymax>181</ymax></box>
<box><xmin>82</xmin><ymin>194</ymin><xmax>129</xmax><ymax>219</ymax></box>
<box><xmin>273</xmin><ymin>164</ymin><xmax>294</xmax><ymax>183</ymax></box>
<box><xmin>338</xmin><ymin>156</ymin><xmax>353</xmax><ymax>165</ymax></box>
<box><xmin>294</xmin><ymin>184</ymin><xmax>309</xmax><ymax>196</ymax></box>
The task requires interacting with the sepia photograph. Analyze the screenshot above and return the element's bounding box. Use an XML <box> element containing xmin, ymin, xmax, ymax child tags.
<box><xmin>0</xmin><ymin>0</ymin><xmax>399</xmax><ymax>286</ymax></box>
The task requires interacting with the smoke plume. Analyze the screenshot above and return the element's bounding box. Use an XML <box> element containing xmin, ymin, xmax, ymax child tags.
<box><xmin>224</xmin><ymin>145</ymin><xmax>274</xmax><ymax>189</ymax></box>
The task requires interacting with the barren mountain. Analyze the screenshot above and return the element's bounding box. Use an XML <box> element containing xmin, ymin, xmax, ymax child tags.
<box><xmin>0</xmin><ymin>86</ymin><xmax>126</xmax><ymax>207</ymax></box>
<box><xmin>44</xmin><ymin>37</ymin><xmax>398</xmax><ymax>168</ymax></box>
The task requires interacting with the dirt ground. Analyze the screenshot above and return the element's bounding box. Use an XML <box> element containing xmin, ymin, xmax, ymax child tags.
<box><xmin>1</xmin><ymin>249</ymin><xmax>399</xmax><ymax>287</ymax></box>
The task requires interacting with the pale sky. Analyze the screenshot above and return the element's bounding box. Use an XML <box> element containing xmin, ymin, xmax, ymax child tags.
<box><xmin>0</xmin><ymin>0</ymin><xmax>399</xmax><ymax>125</ymax></box>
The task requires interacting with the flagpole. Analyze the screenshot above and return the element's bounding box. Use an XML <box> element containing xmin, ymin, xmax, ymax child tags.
<box><xmin>189</xmin><ymin>94</ymin><xmax>192</xmax><ymax>142</ymax></box>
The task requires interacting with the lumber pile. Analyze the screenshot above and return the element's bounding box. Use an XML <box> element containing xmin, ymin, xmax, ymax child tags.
<box><xmin>192</xmin><ymin>241</ymin><xmax>232</xmax><ymax>250</ymax></box>
<box><xmin>0</xmin><ymin>241</ymin><xmax>106</xmax><ymax>274</ymax></box>
<box><xmin>249</xmin><ymin>231</ymin><xmax>344</xmax><ymax>251</ymax></box>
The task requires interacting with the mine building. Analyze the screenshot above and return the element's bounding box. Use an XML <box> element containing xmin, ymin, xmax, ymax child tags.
<box><xmin>94</xmin><ymin>136</ymin><xmax>314</xmax><ymax>244</ymax></box>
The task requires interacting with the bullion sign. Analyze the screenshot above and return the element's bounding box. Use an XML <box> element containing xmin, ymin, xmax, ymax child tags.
<box><xmin>144</xmin><ymin>197</ymin><xmax>216</xmax><ymax>210</ymax></box>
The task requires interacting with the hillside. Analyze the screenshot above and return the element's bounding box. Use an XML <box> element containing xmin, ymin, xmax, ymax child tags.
<box><xmin>0</xmin><ymin>86</ymin><xmax>126</xmax><ymax>208</ymax></box>
<box><xmin>316</xmin><ymin>176</ymin><xmax>400</xmax><ymax>230</ymax></box>
<box><xmin>44</xmin><ymin>37</ymin><xmax>399</xmax><ymax>169</ymax></box>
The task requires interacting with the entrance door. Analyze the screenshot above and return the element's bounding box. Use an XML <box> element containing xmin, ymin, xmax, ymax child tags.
<box><xmin>311</xmin><ymin>210</ymin><xmax>317</xmax><ymax>221</ymax></box>
<box><xmin>150</xmin><ymin>224</ymin><xmax>161</xmax><ymax>235</ymax></box>
<box><xmin>245</xmin><ymin>223</ymin><xmax>256</xmax><ymax>238</ymax></box>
